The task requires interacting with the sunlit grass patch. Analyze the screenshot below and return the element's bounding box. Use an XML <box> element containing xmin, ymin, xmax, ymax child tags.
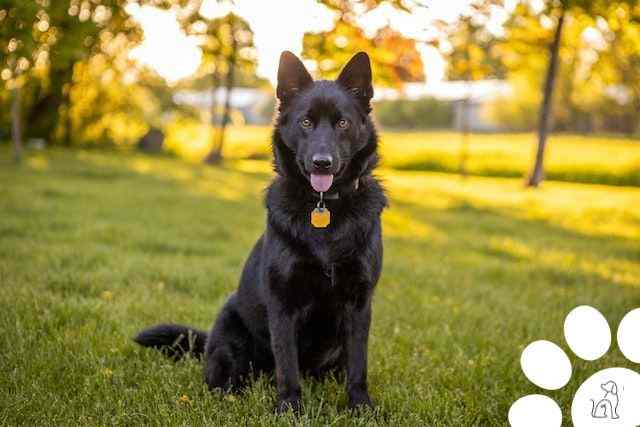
<box><xmin>381</xmin><ymin>131</ymin><xmax>640</xmax><ymax>186</ymax></box>
<box><xmin>165</xmin><ymin>122</ymin><xmax>272</xmax><ymax>162</ymax></box>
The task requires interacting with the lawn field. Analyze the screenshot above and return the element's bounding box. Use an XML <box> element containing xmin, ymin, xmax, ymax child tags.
<box><xmin>165</xmin><ymin>125</ymin><xmax>640</xmax><ymax>186</ymax></box>
<box><xmin>1</xmin><ymin>147</ymin><xmax>640</xmax><ymax>426</ymax></box>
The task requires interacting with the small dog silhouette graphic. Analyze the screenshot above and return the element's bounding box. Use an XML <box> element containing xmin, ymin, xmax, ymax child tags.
<box><xmin>590</xmin><ymin>380</ymin><xmax>620</xmax><ymax>419</ymax></box>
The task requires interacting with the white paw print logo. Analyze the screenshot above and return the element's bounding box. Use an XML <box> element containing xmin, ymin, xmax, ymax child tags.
<box><xmin>509</xmin><ymin>306</ymin><xmax>640</xmax><ymax>427</ymax></box>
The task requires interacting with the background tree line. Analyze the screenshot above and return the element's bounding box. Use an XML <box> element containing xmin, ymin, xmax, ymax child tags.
<box><xmin>2</xmin><ymin>0</ymin><xmax>640</xmax><ymax>187</ymax></box>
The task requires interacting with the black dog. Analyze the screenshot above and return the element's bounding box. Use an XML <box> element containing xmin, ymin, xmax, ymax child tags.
<box><xmin>135</xmin><ymin>51</ymin><xmax>387</xmax><ymax>413</ymax></box>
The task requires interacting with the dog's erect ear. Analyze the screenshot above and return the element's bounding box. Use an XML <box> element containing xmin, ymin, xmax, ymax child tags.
<box><xmin>337</xmin><ymin>52</ymin><xmax>373</xmax><ymax>107</ymax></box>
<box><xmin>277</xmin><ymin>51</ymin><xmax>313</xmax><ymax>104</ymax></box>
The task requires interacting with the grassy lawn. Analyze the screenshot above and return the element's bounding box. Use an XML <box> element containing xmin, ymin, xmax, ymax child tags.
<box><xmin>166</xmin><ymin>124</ymin><xmax>640</xmax><ymax>186</ymax></box>
<box><xmin>1</xmin><ymin>147</ymin><xmax>639</xmax><ymax>426</ymax></box>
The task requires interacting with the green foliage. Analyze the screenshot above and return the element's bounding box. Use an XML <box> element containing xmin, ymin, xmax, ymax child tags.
<box><xmin>0</xmin><ymin>0</ymin><xmax>40</xmax><ymax>86</ymax></box>
<box><xmin>587</xmin><ymin>2</ymin><xmax>640</xmax><ymax>133</ymax></box>
<box><xmin>487</xmin><ymin>75</ymin><xmax>540</xmax><ymax>131</ymax></box>
<box><xmin>0</xmin><ymin>0</ymin><xmax>143</xmax><ymax>142</ymax></box>
<box><xmin>303</xmin><ymin>1</ymin><xmax>424</xmax><ymax>87</ymax></box>
<box><xmin>185</xmin><ymin>11</ymin><xmax>261</xmax><ymax>88</ymax></box>
<box><xmin>69</xmin><ymin>62</ymin><xmax>169</xmax><ymax>146</ymax></box>
<box><xmin>374</xmin><ymin>98</ymin><xmax>453</xmax><ymax>129</ymax></box>
<box><xmin>433</xmin><ymin>2</ymin><xmax>507</xmax><ymax>81</ymax></box>
<box><xmin>1</xmin><ymin>148</ymin><xmax>639</xmax><ymax>425</ymax></box>
<box><xmin>497</xmin><ymin>0</ymin><xmax>640</xmax><ymax>134</ymax></box>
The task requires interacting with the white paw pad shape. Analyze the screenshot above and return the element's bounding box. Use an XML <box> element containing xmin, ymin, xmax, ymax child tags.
<box><xmin>509</xmin><ymin>306</ymin><xmax>640</xmax><ymax>427</ymax></box>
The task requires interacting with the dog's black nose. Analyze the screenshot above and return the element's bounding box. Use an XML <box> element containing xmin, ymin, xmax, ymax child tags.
<box><xmin>312</xmin><ymin>154</ymin><xmax>333</xmax><ymax>170</ymax></box>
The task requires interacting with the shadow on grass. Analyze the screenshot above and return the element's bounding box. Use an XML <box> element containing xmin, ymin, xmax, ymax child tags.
<box><xmin>384</xmin><ymin>193</ymin><xmax>640</xmax><ymax>312</ymax></box>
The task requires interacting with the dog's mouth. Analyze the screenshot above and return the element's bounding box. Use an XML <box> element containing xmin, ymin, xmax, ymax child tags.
<box><xmin>299</xmin><ymin>161</ymin><xmax>343</xmax><ymax>193</ymax></box>
<box><xmin>309</xmin><ymin>173</ymin><xmax>334</xmax><ymax>192</ymax></box>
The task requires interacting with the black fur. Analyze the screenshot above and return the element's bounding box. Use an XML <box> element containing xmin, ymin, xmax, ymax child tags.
<box><xmin>135</xmin><ymin>51</ymin><xmax>387</xmax><ymax>413</ymax></box>
<box><xmin>133</xmin><ymin>324</ymin><xmax>207</xmax><ymax>361</ymax></box>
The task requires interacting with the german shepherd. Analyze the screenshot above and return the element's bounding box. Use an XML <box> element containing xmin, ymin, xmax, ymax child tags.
<box><xmin>135</xmin><ymin>51</ymin><xmax>387</xmax><ymax>413</ymax></box>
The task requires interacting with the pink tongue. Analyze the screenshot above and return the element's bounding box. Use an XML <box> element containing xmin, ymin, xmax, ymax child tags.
<box><xmin>310</xmin><ymin>174</ymin><xmax>334</xmax><ymax>192</ymax></box>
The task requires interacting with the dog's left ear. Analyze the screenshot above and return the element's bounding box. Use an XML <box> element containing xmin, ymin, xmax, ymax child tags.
<box><xmin>277</xmin><ymin>51</ymin><xmax>313</xmax><ymax>106</ymax></box>
<box><xmin>337</xmin><ymin>52</ymin><xmax>373</xmax><ymax>109</ymax></box>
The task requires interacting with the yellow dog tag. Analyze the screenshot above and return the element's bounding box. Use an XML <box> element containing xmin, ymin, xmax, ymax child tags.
<box><xmin>311</xmin><ymin>207</ymin><xmax>330</xmax><ymax>228</ymax></box>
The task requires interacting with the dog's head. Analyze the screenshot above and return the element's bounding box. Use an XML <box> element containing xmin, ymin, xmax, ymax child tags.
<box><xmin>274</xmin><ymin>51</ymin><xmax>376</xmax><ymax>192</ymax></box>
<box><xmin>601</xmin><ymin>381</ymin><xmax>618</xmax><ymax>395</ymax></box>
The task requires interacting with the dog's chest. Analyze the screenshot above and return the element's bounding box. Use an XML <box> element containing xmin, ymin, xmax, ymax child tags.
<box><xmin>307</xmin><ymin>233</ymin><xmax>355</xmax><ymax>270</ymax></box>
<box><xmin>306</xmin><ymin>217</ymin><xmax>366</xmax><ymax>265</ymax></box>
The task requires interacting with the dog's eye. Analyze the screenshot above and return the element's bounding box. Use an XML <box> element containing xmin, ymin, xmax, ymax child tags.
<box><xmin>300</xmin><ymin>118</ymin><xmax>313</xmax><ymax>129</ymax></box>
<box><xmin>337</xmin><ymin>119</ymin><xmax>350</xmax><ymax>130</ymax></box>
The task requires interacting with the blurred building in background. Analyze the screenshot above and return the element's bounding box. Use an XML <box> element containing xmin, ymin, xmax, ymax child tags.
<box><xmin>174</xmin><ymin>88</ymin><xmax>274</xmax><ymax>125</ymax></box>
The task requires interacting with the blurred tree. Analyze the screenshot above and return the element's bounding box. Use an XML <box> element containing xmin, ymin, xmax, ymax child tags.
<box><xmin>527</xmin><ymin>2</ymin><xmax>565</xmax><ymax>187</ymax></box>
<box><xmin>183</xmin><ymin>10</ymin><xmax>258</xmax><ymax>164</ymax></box>
<box><xmin>496</xmin><ymin>3</ymin><xmax>591</xmax><ymax>131</ymax></box>
<box><xmin>590</xmin><ymin>3</ymin><xmax>640</xmax><ymax>134</ymax></box>
<box><xmin>68</xmin><ymin>44</ymin><xmax>175</xmax><ymax>146</ymax></box>
<box><xmin>519</xmin><ymin>0</ymin><xmax>640</xmax><ymax>187</ymax></box>
<box><xmin>431</xmin><ymin>0</ymin><xmax>506</xmax><ymax>176</ymax></box>
<box><xmin>184</xmin><ymin>11</ymin><xmax>224</xmax><ymax>160</ymax></box>
<box><xmin>0</xmin><ymin>0</ymin><xmax>142</xmax><ymax>147</ymax></box>
<box><xmin>0</xmin><ymin>1</ymin><xmax>40</xmax><ymax>161</ymax></box>
<box><xmin>486</xmin><ymin>73</ymin><xmax>540</xmax><ymax>131</ymax></box>
<box><xmin>498</xmin><ymin>0</ymin><xmax>640</xmax><ymax>186</ymax></box>
<box><xmin>303</xmin><ymin>0</ymin><xmax>424</xmax><ymax>87</ymax></box>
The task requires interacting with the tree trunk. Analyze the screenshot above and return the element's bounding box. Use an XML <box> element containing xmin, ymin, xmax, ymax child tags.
<box><xmin>205</xmin><ymin>19</ymin><xmax>237</xmax><ymax>165</ymax></box>
<box><xmin>62</xmin><ymin>81</ymin><xmax>73</xmax><ymax>146</ymax></box>
<box><xmin>459</xmin><ymin>33</ymin><xmax>472</xmax><ymax>178</ymax></box>
<box><xmin>204</xmin><ymin>58</ymin><xmax>221</xmax><ymax>163</ymax></box>
<box><xmin>527</xmin><ymin>10</ymin><xmax>565</xmax><ymax>187</ymax></box>
<box><xmin>215</xmin><ymin>53</ymin><xmax>236</xmax><ymax>162</ymax></box>
<box><xmin>459</xmin><ymin>97</ymin><xmax>471</xmax><ymax>177</ymax></box>
<box><xmin>26</xmin><ymin>66</ymin><xmax>74</xmax><ymax>143</ymax></box>
<box><xmin>459</xmin><ymin>76</ymin><xmax>472</xmax><ymax>177</ymax></box>
<box><xmin>11</xmin><ymin>85</ymin><xmax>23</xmax><ymax>163</ymax></box>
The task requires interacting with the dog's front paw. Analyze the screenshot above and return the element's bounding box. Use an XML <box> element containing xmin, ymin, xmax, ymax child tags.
<box><xmin>348</xmin><ymin>391</ymin><xmax>374</xmax><ymax>411</ymax></box>
<box><xmin>274</xmin><ymin>396</ymin><xmax>302</xmax><ymax>414</ymax></box>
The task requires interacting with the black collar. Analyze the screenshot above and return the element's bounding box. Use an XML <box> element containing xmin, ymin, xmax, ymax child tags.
<box><xmin>313</xmin><ymin>178</ymin><xmax>359</xmax><ymax>200</ymax></box>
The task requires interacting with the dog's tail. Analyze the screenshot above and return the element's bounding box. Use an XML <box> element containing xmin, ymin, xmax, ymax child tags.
<box><xmin>133</xmin><ymin>324</ymin><xmax>207</xmax><ymax>360</ymax></box>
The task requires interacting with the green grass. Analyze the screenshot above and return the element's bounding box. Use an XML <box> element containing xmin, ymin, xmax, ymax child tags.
<box><xmin>1</xmin><ymin>147</ymin><xmax>639</xmax><ymax>426</ymax></box>
<box><xmin>165</xmin><ymin>125</ymin><xmax>640</xmax><ymax>186</ymax></box>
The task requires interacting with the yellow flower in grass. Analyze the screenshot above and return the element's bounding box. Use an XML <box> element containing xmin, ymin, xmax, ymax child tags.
<box><xmin>100</xmin><ymin>291</ymin><xmax>113</xmax><ymax>301</ymax></box>
<box><xmin>178</xmin><ymin>394</ymin><xmax>191</xmax><ymax>405</ymax></box>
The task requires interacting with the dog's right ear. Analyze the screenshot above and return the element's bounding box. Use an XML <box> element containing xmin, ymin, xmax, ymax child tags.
<box><xmin>277</xmin><ymin>51</ymin><xmax>313</xmax><ymax>105</ymax></box>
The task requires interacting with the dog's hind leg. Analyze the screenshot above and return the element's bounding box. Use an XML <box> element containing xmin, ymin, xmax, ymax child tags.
<box><xmin>204</xmin><ymin>294</ymin><xmax>256</xmax><ymax>392</ymax></box>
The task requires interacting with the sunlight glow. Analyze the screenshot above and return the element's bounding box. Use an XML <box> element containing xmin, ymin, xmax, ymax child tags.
<box><xmin>126</xmin><ymin>4</ymin><xmax>202</xmax><ymax>84</ymax></box>
<box><xmin>200</xmin><ymin>0</ymin><xmax>336</xmax><ymax>82</ymax></box>
<box><xmin>125</xmin><ymin>1</ymin><xmax>511</xmax><ymax>86</ymax></box>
